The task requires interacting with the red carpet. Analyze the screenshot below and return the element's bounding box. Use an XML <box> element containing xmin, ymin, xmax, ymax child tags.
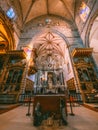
<box><xmin>0</xmin><ymin>104</ymin><xmax>21</xmax><ymax>114</ymax></box>
<box><xmin>83</xmin><ymin>103</ymin><xmax>98</xmax><ymax>112</ymax></box>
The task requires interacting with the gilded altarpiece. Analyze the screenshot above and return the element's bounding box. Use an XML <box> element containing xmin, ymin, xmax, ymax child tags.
<box><xmin>0</xmin><ymin>51</ymin><xmax>26</xmax><ymax>103</ymax></box>
<box><xmin>66</xmin><ymin>78</ymin><xmax>76</xmax><ymax>92</ymax></box>
<box><xmin>72</xmin><ymin>48</ymin><xmax>98</xmax><ymax>102</ymax></box>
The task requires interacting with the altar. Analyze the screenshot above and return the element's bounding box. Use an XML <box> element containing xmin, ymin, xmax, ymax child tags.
<box><xmin>33</xmin><ymin>95</ymin><xmax>68</xmax><ymax>126</ymax></box>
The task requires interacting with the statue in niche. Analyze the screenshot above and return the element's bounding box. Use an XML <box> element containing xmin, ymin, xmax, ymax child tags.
<box><xmin>77</xmin><ymin>69</ymin><xmax>84</xmax><ymax>81</ymax></box>
<box><xmin>48</xmin><ymin>75</ymin><xmax>53</xmax><ymax>89</ymax></box>
<box><xmin>47</xmin><ymin>72</ymin><xmax>53</xmax><ymax>89</ymax></box>
<box><xmin>88</xmin><ymin>68</ymin><xmax>95</xmax><ymax>81</ymax></box>
<box><xmin>6</xmin><ymin>70</ymin><xmax>13</xmax><ymax>83</ymax></box>
<box><xmin>12</xmin><ymin>71</ymin><xmax>18</xmax><ymax>83</ymax></box>
<box><xmin>17</xmin><ymin>70</ymin><xmax>23</xmax><ymax>82</ymax></box>
<box><xmin>82</xmin><ymin>70</ymin><xmax>89</xmax><ymax>81</ymax></box>
<box><xmin>77</xmin><ymin>69</ymin><xmax>89</xmax><ymax>81</ymax></box>
<box><xmin>34</xmin><ymin>102</ymin><xmax>42</xmax><ymax>126</ymax></box>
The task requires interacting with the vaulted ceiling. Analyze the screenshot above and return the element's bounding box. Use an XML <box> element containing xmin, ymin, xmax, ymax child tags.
<box><xmin>11</xmin><ymin>0</ymin><xmax>81</xmax><ymax>26</ymax></box>
<box><xmin>0</xmin><ymin>0</ymin><xmax>82</xmax><ymax>71</ymax></box>
<box><xmin>9</xmin><ymin>0</ymin><xmax>81</xmax><ymax>70</ymax></box>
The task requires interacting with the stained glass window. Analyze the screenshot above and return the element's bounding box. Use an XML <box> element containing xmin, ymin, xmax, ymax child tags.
<box><xmin>79</xmin><ymin>2</ymin><xmax>90</xmax><ymax>22</ymax></box>
<box><xmin>6</xmin><ymin>7</ymin><xmax>15</xmax><ymax>19</ymax></box>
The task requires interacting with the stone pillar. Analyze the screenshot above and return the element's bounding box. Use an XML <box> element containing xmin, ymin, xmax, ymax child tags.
<box><xmin>19</xmin><ymin>62</ymin><xmax>28</xmax><ymax>94</ymax></box>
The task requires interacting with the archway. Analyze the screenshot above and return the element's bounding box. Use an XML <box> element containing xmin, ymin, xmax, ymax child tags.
<box><xmin>89</xmin><ymin>16</ymin><xmax>98</xmax><ymax>66</ymax></box>
<box><xmin>26</xmin><ymin>30</ymin><xmax>75</xmax><ymax>94</ymax></box>
<box><xmin>0</xmin><ymin>10</ymin><xmax>15</xmax><ymax>51</ymax></box>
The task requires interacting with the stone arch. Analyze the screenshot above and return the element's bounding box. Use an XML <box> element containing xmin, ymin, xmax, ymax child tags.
<box><xmin>0</xmin><ymin>9</ymin><xmax>15</xmax><ymax>51</ymax></box>
<box><xmin>85</xmin><ymin>10</ymin><xmax>98</xmax><ymax>47</ymax></box>
<box><xmin>52</xmin><ymin>29</ymin><xmax>70</xmax><ymax>47</ymax></box>
<box><xmin>19</xmin><ymin>14</ymin><xmax>74</xmax><ymax>52</ymax></box>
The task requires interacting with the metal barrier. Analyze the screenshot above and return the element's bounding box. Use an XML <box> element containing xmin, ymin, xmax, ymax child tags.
<box><xmin>18</xmin><ymin>94</ymin><xmax>33</xmax><ymax>103</ymax></box>
<box><xmin>68</xmin><ymin>92</ymin><xmax>83</xmax><ymax>104</ymax></box>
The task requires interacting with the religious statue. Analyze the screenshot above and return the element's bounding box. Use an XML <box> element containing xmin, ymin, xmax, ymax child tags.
<box><xmin>48</xmin><ymin>76</ymin><xmax>53</xmax><ymax>89</ymax></box>
<box><xmin>60</xmin><ymin>98</ymin><xmax>68</xmax><ymax>125</ymax></box>
<box><xmin>34</xmin><ymin>102</ymin><xmax>42</xmax><ymax>126</ymax></box>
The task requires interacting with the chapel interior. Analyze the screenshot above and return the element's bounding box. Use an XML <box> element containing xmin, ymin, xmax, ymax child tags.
<box><xmin>0</xmin><ymin>0</ymin><xmax>98</xmax><ymax>129</ymax></box>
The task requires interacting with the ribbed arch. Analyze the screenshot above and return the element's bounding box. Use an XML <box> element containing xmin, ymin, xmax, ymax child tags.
<box><xmin>0</xmin><ymin>10</ymin><xmax>15</xmax><ymax>51</ymax></box>
<box><xmin>85</xmin><ymin>10</ymin><xmax>98</xmax><ymax>47</ymax></box>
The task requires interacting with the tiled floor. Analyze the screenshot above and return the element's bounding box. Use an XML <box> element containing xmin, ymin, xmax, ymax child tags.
<box><xmin>0</xmin><ymin>104</ymin><xmax>98</xmax><ymax>130</ymax></box>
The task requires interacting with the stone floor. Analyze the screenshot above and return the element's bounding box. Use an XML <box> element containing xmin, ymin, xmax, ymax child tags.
<box><xmin>0</xmin><ymin>104</ymin><xmax>98</xmax><ymax>130</ymax></box>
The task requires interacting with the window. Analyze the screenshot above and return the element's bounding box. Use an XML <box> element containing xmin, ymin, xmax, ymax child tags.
<box><xmin>79</xmin><ymin>2</ymin><xmax>90</xmax><ymax>22</ymax></box>
<box><xmin>6</xmin><ymin>7</ymin><xmax>15</xmax><ymax>19</ymax></box>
